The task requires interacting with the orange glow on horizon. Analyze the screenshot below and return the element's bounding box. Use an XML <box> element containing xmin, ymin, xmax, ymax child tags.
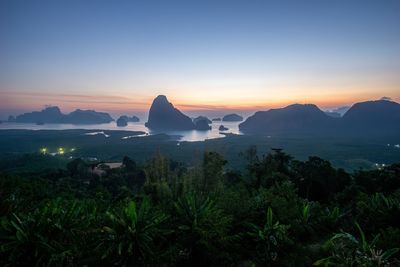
<box><xmin>1</xmin><ymin>88</ymin><xmax>399</xmax><ymax>115</ymax></box>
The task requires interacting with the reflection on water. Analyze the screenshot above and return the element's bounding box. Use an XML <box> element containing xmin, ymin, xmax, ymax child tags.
<box><xmin>121</xmin><ymin>133</ymin><xmax>149</xmax><ymax>139</ymax></box>
<box><xmin>0</xmin><ymin>121</ymin><xmax>242</xmax><ymax>142</ymax></box>
<box><xmin>83</xmin><ymin>131</ymin><xmax>110</xmax><ymax>138</ymax></box>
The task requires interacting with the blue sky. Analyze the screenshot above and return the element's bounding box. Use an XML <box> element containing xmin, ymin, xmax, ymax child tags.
<box><xmin>1</xmin><ymin>0</ymin><xmax>399</xmax><ymax>118</ymax></box>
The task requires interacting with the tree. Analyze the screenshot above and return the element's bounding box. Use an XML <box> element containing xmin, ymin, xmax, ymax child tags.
<box><xmin>173</xmin><ymin>193</ymin><xmax>234</xmax><ymax>265</ymax></box>
<box><xmin>122</xmin><ymin>156</ymin><xmax>137</xmax><ymax>172</ymax></box>
<box><xmin>314</xmin><ymin>223</ymin><xmax>399</xmax><ymax>266</ymax></box>
<box><xmin>245</xmin><ymin>148</ymin><xmax>292</xmax><ymax>189</ymax></box>
<box><xmin>143</xmin><ymin>152</ymin><xmax>173</xmax><ymax>202</ymax></box>
<box><xmin>291</xmin><ymin>156</ymin><xmax>350</xmax><ymax>201</ymax></box>
<box><xmin>248</xmin><ymin>207</ymin><xmax>291</xmax><ymax>266</ymax></box>
<box><xmin>99</xmin><ymin>198</ymin><xmax>169</xmax><ymax>266</ymax></box>
<box><xmin>67</xmin><ymin>158</ymin><xmax>89</xmax><ymax>177</ymax></box>
<box><xmin>0</xmin><ymin>199</ymin><xmax>97</xmax><ymax>266</ymax></box>
<box><xmin>200</xmin><ymin>152</ymin><xmax>227</xmax><ymax>195</ymax></box>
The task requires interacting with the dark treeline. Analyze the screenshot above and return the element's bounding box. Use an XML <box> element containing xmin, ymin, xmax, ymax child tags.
<box><xmin>1</xmin><ymin>148</ymin><xmax>399</xmax><ymax>266</ymax></box>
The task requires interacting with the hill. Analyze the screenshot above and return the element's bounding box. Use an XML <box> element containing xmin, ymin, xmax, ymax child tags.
<box><xmin>145</xmin><ymin>95</ymin><xmax>195</xmax><ymax>130</ymax></box>
<box><xmin>12</xmin><ymin>106</ymin><xmax>114</xmax><ymax>124</ymax></box>
<box><xmin>342</xmin><ymin>100</ymin><xmax>400</xmax><ymax>133</ymax></box>
<box><xmin>239</xmin><ymin>104</ymin><xmax>335</xmax><ymax>134</ymax></box>
<box><xmin>222</xmin><ymin>113</ymin><xmax>243</xmax><ymax>122</ymax></box>
<box><xmin>239</xmin><ymin>100</ymin><xmax>400</xmax><ymax>136</ymax></box>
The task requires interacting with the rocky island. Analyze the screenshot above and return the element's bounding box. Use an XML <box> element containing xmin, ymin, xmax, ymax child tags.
<box><xmin>120</xmin><ymin>115</ymin><xmax>140</xmax><ymax>122</ymax></box>
<box><xmin>194</xmin><ymin>119</ymin><xmax>211</xmax><ymax>130</ymax></box>
<box><xmin>116</xmin><ymin>115</ymin><xmax>140</xmax><ymax>127</ymax></box>
<box><xmin>145</xmin><ymin>95</ymin><xmax>195</xmax><ymax>130</ymax></box>
<box><xmin>222</xmin><ymin>113</ymin><xmax>243</xmax><ymax>122</ymax></box>
<box><xmin>239</xmin><ymin>100</ymin><xmax>400</xmax><ymax>136</ymax></box>
<box><xmin>116</xmin><ymin>116</ymin><xmax>128</xmax><ymax>127</ymax></box>
<box><xmin>11</xmin><ymin>106</ymin><xmax>114</xmax><ymax>124</ymax></box>
<box><xmin>193</xmin><ymin>116</ymin><xmax>212</xmax><ymax>125</ymax></box>
<box><xmin>219</xmin><ymin>125</ymin><xmax>228</xmax><ymax>131</ymax></box>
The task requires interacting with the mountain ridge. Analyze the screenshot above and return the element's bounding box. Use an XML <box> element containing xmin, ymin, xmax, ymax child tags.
<box><xmin>239</xmin><ymin>100</ymin><xmax>400</xmax><ymax>136</ymax></box>
<box><xmin>12</xmin><ymin>106</ymin><xmax>114</xmax><ymax>124</ymax></box>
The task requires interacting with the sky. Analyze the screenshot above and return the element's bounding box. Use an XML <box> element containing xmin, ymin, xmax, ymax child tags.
<box><xmin>1</xmin><ymin>0</ymin><xmax>400</xmax><ymax>119</ymax></box>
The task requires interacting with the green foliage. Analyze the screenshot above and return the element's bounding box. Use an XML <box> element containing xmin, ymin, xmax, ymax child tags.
<box><xmin>291</xmin><ymin>156</ymin><xmax>351</xmax><ymax>201</ymax></box>
<box><xmin>199</xmin><ymin>151</ymin><xmax>227</xmax><ymax>195</ymax></box>
<box><xmin>67</xmin><ymin>158</ymin><xmax>90</xmax><ymax>177</ymax></box>
<box><xmin>143</xmin><ymin>151</ymin><xmax>178</xmax><ymax>202</ymax></box>
<box><xmin>99</xmin><ymin>198</ymin><xmax>169</xmax><ymax>266</ymax></box>
<box><xmin>173</xmin><ymin>193</ymin><xmax>235</xmax><ymax>265</ymax></box>
<box><xmin>1</xmin><ymin>149</ymin><xmax>400</xmax><ymax>266</ymax></box>
<box><xmin>0</xmin><ymin>198</ymin><xmax>98</xmax><ymax>266</ymax></box>
<box><xmin>314</xmin><ymin>223</ymin><xmax>399</xmax><ymax>266</ymax></box>
<box><xmin>122</xmin><ymin>156</ymin><xmax>137</xmax><ymax>171</ymax></box>
<box><xmin>248</xmin><ymin>207</ymin><xmax>291</xmax><ymax>265</ymax></box>
<box><xmin>355</xmin><ymin>192</ymin><xmax>400</xmax><ymax>233</ymax></box>
<box><xmin>244</xmin><ymin>147</ymin><xmax>292</xmax><ymax>188</ymax></box>
<box><xmin>354</xmin><ymin>163</ymin><xmax>400</xmax><ymax>194</ymax></box>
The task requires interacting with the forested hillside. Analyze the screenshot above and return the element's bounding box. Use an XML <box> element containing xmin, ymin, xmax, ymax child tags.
<box><xmin>1</xmin><ymin>149</ymin><xmax>399</xmax><ymax>266</ymax></box>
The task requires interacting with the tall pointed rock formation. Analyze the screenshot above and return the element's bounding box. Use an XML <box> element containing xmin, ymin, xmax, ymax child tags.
<box><xmin>145</xmin><ymin>95</ymin><xmax>195</xmax><ymax>130</ymax></box>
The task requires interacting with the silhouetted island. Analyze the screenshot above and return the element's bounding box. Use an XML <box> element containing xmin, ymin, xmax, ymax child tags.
<box><xmin>193</xmin><ymin>116</ymin><xmax>212</xmax><ymax>125</ymax></box>
<box><xmin>342</xmin><ymin>100</ymin><xmax>400</xmax><ymax>133</ymax></box>
<box><xmin>194</xmin><ymin>118</ymin><xmax>212</xmax><ymax>131</ymax></box>
<box><xmin>239</xmin><ymin>104</ymin><xmax>334</xmax><ymax>134</ymax></box>
<box><xmin>65</xmin><ymin>109</ymin><xmax>114</xmax><ymax>124</ymax></box>
<box><xmin>120</xmin><ymin>115</ymin><xmax>140</xmax><ymax>122</ymax></box>
<box><xmin>239</xmin><ymin>99</ymin><xmax>400</xmax><ymax>136</ymax></box>
<box><xmin>222</xmin><ymin>113</ymin><xmax>243</xmax><ymax>122</ymax></box>
<box><xmin>219</xmin><ymin>125</ymin><xmax>228</xmax><ymax>131</ymax></box>
<box><xmin>212</xmin><ymin>118</ymin><xmax>221</xmax><ymax>121</ymax></box>
<box><xmin>145</xmin><ymin>95</ymin><xmax>195</xmax><ymax>130</ymax></box>
<box><xmin>116</xmin><ymin>116</ymin><xmax>128</xmax><ymax>127</ymax></box>
<box><xmin>12</xmin><ymin>106</ymin><xmax>114</xmax><ymax>124</ymax></box>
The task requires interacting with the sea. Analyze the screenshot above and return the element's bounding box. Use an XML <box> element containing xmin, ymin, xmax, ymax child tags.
<box><xmin>0</xmin><ymin>121</ymin><xmax>242</xmax><ymax>142</ymax></box>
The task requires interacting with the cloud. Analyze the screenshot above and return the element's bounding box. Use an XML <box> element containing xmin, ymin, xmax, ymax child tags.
<box><xmin>0</xmin><ymin>91</ymin><xmax>148</xmax><ymax>106</ymax></box>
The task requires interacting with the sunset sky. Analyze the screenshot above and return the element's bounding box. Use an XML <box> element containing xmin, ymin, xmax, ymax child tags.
<box><xmin>1</xmin><ymin>0</ymin><xmax>400</xmax><ymax>119</ymax></box>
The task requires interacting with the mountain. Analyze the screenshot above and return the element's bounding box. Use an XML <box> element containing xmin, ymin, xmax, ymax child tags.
<box><xmin>145</xmin><ymin>95</ymin><xmax>195</xmax><ymax>130</ymax></box>
<box><xmin>64</xmin><ymin>109</ymin><xmax>113</xmax><ymax>124</ymax></box>
<box><xmin>325</xmin><ymin>111</ymin><xmax>341</xmax><ymax>118</ymax></box>
<box><xmin>14</xmin><ymin>106</ymin><xmax>114</xmax><ymax>124</ymax></box>
<box><xmin>239</xmin><ymin>100</ymin><xmax>400</xmax><ymax>136</ymax></box>
<box><xmin>222</xmin><ymin>114</ymin><xmax>243</xmax><ymax>122</ymax></box>
<box><xmin>239</xmin><ymin>104</ymin><xmax>335</xmax><ymax>134</ymax></box>
<box><xmin>116</xmin><ymin>116</ymin><xmax>128</xmax><ymax>127</ymax></box>
<box><xmin>331</xmin><ymin>106</ymin><xmax>350</xmax><ymax>116</ymax></box>
<box><xmin>193</xmin><ymin>116</ymin><xmax>212</xmax><ymax>130</ymax></box>
<box><xmin>193</xmin><ymin>116</ymin><xmax>212</xmax><ymax>124</ymax></box>
<box><xmin>219</xmin><ymin>125</ymin><xmax>228</xmax><ymax>131</ymax></box>
<box><xmin>14</xmin><ymin>106</ymin><xmax>64</xmax><ymax>123</ymax></box>
<box><xmin>342</xmin><ymin>100</ymin><xmax>400</xmax><ymax>132</ymax></box>
<box><xmin>194</xmin><ymin>119</ymin><xmax>212</xmax><ymax>130</ymax></box>
<box><xmin>119</xmin><ymin>115</ymin><xmax>140</xmax><ymax>122</ymax></box>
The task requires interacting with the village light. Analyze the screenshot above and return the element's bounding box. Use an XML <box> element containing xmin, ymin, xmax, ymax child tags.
<box><xmin>58</xmin><ymin>147</ymin><xmax>65</xmax><ymax>155</ymax></box>
<box><xmin>40</xmin><ymin>147</ymin><xmax>48</xmax><ymax>154</ymax></box>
